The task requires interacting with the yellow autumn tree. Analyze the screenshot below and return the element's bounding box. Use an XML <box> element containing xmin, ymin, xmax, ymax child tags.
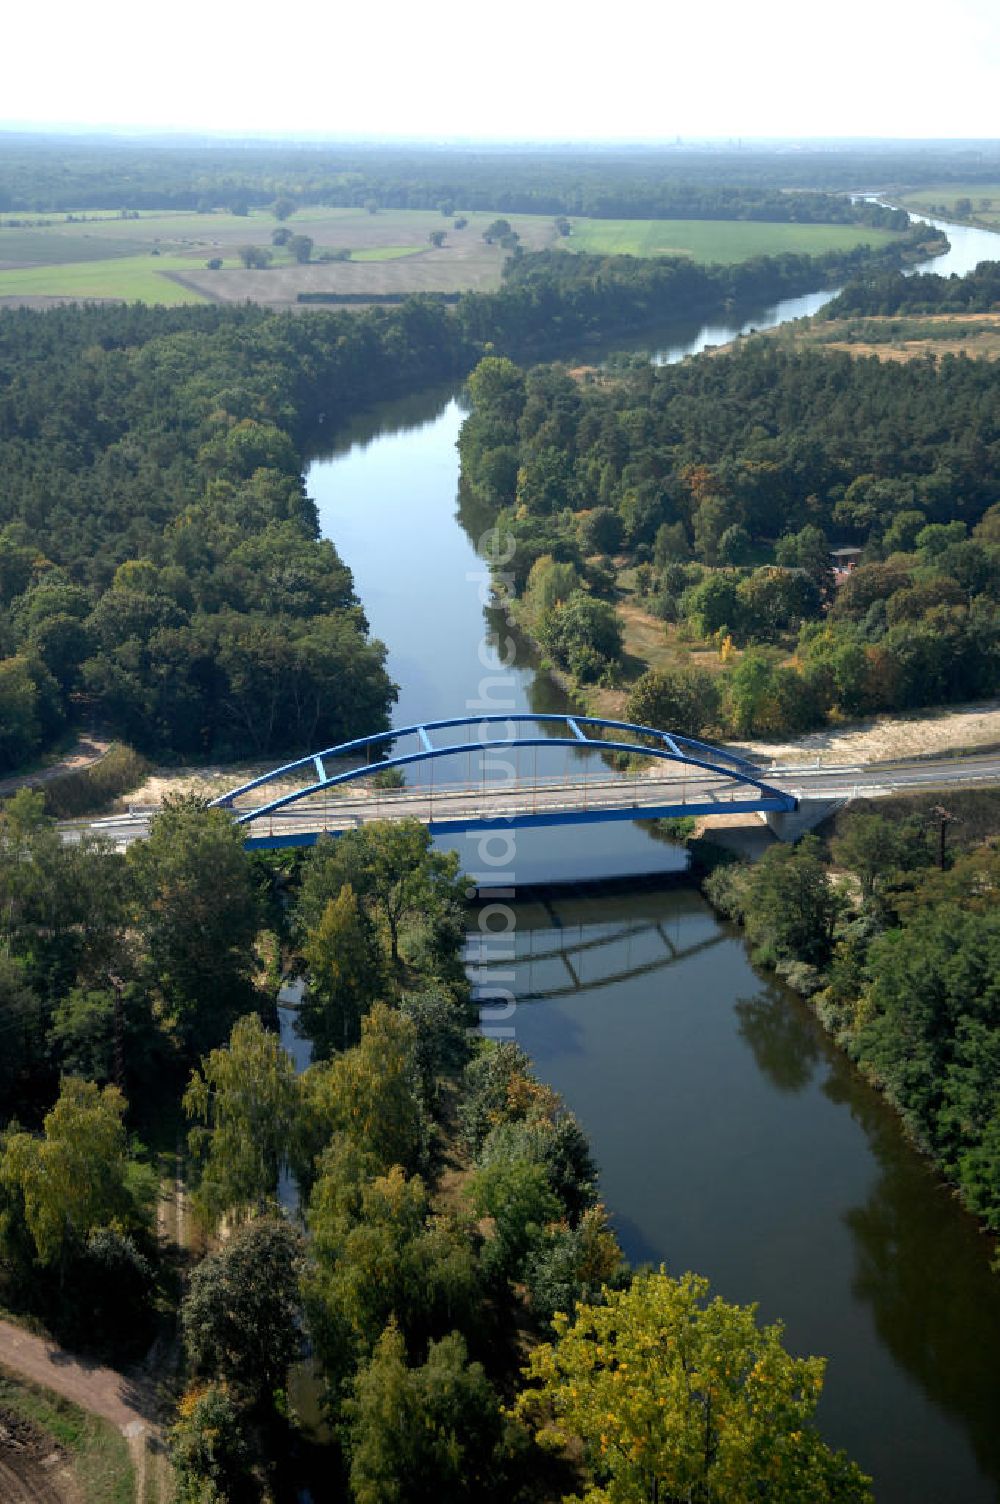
<box><xmin>515</xmin><ymin>1268</ymin><xmax>873</xmax><ymax>1504</ymax></box>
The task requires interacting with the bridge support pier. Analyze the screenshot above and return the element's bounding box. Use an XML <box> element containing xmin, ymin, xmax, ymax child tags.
<box><xmin>762</xmin><ymin>797</ymin><xmax>847</xmax><ymax>842</ymax></box>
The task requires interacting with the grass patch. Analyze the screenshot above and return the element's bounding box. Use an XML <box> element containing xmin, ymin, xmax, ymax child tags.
<box><xmin>42</xmin><ymin>742</ymin><xmax>151</xmax><ymax>819</ymax></box>
<box><xmin>895</xmin><ymin>183</ymin><xmax>1000</xmax><ymax>206</ymax></box>
<box><xmin>0</xmin><ymin>229</ymin><xmax>146</xmax><ymax>266</ymax></box>
<box><xmin>349</xmin><ymin>244</ymin><xmax>423</xmax><ymax>261</ymax></box>
<box><xmin>894</xmin><ymin>184</ymin><xmax>1000</xmax><ymax>231</ymax></box>
<box><xmin>616</xmin><ymin>594</ymin><xmax>733</xmax><ymax>678</ymax></box>
<box><xmin>564</xmin><ymin>218</ymin><xmax>899</xmax><ymax>264</ymax></box>
<box><xmin>760</xmin><ymin>312</ymin><xmax>1000</xmax><ymax>363</ymax></box>
<box><xmin>0</xmin><ymin>1364</ymin><xmax>134</xmax><ymax>1504</ymax></box>
<box><xmin>547</xmin><ymin>578</ymin><xmax>741</xmax><ymax>723</ymax></box>
<box><xmin>0</xmin><ymin>253</ymin><xmax>207</xmax><ymax>303</ymax></box>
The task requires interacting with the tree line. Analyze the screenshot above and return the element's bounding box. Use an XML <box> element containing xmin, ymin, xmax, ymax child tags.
<box><xmin>704</xmin><ymin>811</ymin><xmax>1000</xmax><ymax>1249</ymax></box>
<box><xmin>824</xmin><ymin>259</ymin><xmax>1000</xmax><ymax>317</ymax></box>
<box><xmin>0</xmin><ymin>137</ymin><xmax>930</xmax><ymax>219</ymax></box>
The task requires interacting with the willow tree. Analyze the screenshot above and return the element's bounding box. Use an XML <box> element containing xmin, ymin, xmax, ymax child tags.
<box><xmin>184</xmin><ymin>1012</ymin><xmax>299</xmax><ymax>1226</ymax></box>
<box><xmin>1</xmin><ymin>1078</ymin><xmax>148</xmax><ymax>1272</ymax></box>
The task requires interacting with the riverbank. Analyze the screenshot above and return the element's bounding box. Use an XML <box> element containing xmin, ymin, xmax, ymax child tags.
<box><xmin>732</xmin><ymin>699</ymin><xmax>1000</xmax><ymax>766</ymax></box>
<box><xmin>737</xmin><ymin>310</ymin><xmax>1000</xmax><ymax>364</ymax></box>
<box><xmin>503</xmin><ymin>572</ymin><xmax>1000</xmax><ymax>770</ymax></box>
<box><xmin>697</xmin><ymin>786</ymin><xmax>1000</xmax><ymax>1260</ymax></box>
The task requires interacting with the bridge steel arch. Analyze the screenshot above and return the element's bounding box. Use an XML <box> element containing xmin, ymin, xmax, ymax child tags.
<box><xmin>211</xmin><ymin>713</ymin><xmax>796</xmax><ymax>849</ymax></box>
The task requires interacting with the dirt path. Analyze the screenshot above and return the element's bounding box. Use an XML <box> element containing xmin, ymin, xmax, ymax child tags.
<box><xmin>0</xmin><ymin>1323</ymin><xmax>153</xmax><ymax>1435</ymax></box>
<box><xmin>0</xmin><ymin>1322</ymin><xmax>167</xmax><ymax>1502</ymax></box>
<box><xmin>0</xmin><ymin>738</ymin><xmax>112</xmax><ymax>798</ymax></box>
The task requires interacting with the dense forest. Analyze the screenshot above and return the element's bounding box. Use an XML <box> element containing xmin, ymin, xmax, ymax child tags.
<box><xmin>459</xmin><ymin>323</ymin><xmax>1000</xmax><ymax>734</ymax></box>
<box><xmin>466</xmin><ymin>227</ymin><xmax>937</xmax><ymax>344</ymax></box>
<box><xmin>0</xmin><ymin>136</ymin><xmax>967</xmax><ymax>216</ymax></box>
<box><xmin>0</xmin><ymin>796</ymin><xmax>874</xmax><ymax>1501</ymax></box>
<box><xmin>0</xmin><ymin>298</ymin><xmax>555</xmax><ymax>768</ymax></box>
<box><xmin>0</xmin><ymin>298</ymin><xmax>465</xmax><ymax>768</ymax></box>
<box><xmin>0</xmin><ymin>228</ymin><xmax>938</xmax><ymax>771</ymax></box>
<box><xmin>824</xmin><ymin>258</ymin><xmax>1000</xmax><ymax>316</ymax></box>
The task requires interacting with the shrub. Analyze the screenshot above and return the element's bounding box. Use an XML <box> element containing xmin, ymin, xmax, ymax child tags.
<box><xmin>42</xmin><ymin>743</ymin><xmax>151</xmax><ymax>819</ymax></box>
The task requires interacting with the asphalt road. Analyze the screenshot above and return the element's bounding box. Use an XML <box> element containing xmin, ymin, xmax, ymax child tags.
<box><xmin>770</xmin><ymin>748</ymin><xmax>1000</xmax><ymax>799</ymax></box>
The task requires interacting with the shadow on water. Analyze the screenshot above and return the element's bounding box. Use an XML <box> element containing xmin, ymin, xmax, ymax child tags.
<box><xmin>817</xmin><ymin>1052</ymin><xmax>1000</xmax><ymax>1490</ymax></box>
<box><xmin>732</xmin><ymin>970</ymin><xmax>1000</xmax><ymax>1485</ymax></box>
<box><xmin>605</xmin><ymin>1212</ymin><xmax>670</xmax><ymax>1272</ymax></box>
<box><xmin>734</xmin><ymin>987</ymin><xmax>823</xmax><ymax>1096</ymax></box>
<box><xmin>307</xmin><ymin>378</ymin><xmax>462</xmax><ymax>462</ymax></box>
<box><xmin>723</xmin><ymin>945</ymin><xmax>1000</xmax><ymax>1499</ymax></box>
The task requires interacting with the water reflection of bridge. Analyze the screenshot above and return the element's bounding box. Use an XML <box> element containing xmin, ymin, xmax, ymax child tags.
<box><xmin>469</xmin><ymin>900</ymin><xmax>726</xmax><ymax>1004</ymax></box>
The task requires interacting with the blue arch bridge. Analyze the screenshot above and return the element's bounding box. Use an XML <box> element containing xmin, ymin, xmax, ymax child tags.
<box><xmin>210</xmin><ymin>713</ymin><xmax>796</xmax><ymax>850</ymax></box>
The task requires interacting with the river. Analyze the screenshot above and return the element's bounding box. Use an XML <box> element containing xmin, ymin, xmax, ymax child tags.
<box><xmin>301</xmin><ymin>213</ymin><xmax>1000</xmax><ymax>1502</ymax></box>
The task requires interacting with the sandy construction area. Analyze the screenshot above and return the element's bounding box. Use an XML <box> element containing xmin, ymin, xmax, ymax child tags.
<box><xmin>733</xmin><ymin>698</ymin><xmax>1000</xmax><ymax>766</ymax></box>
<box><xmin>125</xmin><ymin>760</ymin><xmax>373</xmax><ymax>810</ymax></box>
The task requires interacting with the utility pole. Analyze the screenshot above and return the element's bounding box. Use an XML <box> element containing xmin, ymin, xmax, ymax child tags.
<box><xmin>931</xmin><ymin>805</ymin><xmax>956</xmax><ymax>871</ymax></box>
<box><xmin>109</xmin><ymin>972</ymin><xmax>125</xmax><ymax>1090</ymax></box>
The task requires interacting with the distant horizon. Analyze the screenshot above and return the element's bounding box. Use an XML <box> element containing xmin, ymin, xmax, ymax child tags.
<box><xmin>3</xmin><ymin>127</ymin><xmax>1000</xmax><ymax>151</ymax></box>
<box><xmin>5</xmin><ymin>0</ymin><xmax>998</xmax><ymax>143</ymax></box>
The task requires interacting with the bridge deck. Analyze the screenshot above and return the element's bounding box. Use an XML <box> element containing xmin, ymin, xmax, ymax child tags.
<box><xmin>236</xmin><ymin>769</ymin><xmax>793</xmax><ymax>848</ymax></box>
<box><xmin>209</xmin><ymin>712</ymin><xmax>795</xmax><ymax>848</ymax></box>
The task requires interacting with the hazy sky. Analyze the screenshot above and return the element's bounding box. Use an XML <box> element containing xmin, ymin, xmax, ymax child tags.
<box><xmin>5</xmin><ymin>0</ymin><xmax>1000</xmax><ymax>140</ymax></box>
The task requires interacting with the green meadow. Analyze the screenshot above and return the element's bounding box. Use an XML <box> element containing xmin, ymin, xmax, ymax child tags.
<box><xmin>563</xmin><ymin>218</ymin><xmax>899</xmax><ymax>263</ymax></box>
<box><xmin>0</xmin><ymin>253</ymin><xmax>207</xmax><ymax>303</ymax></box>
<box><xmin>895</xmin><ymin>184</ymin><xmax>1000</xmax><ymax>232</ymax></box>
<box><xmin>349</xmin><ymin>245</ymin><xmax>423</xmax><ymax>261</ymax></box>
<box><xmin>0</xmin><ymin>227</ymin><xmax>148</xmax><ymax>265</ymax></box>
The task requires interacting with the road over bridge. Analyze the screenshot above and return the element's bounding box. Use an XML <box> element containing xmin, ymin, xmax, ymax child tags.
<box><xmin>69</xmin><ymin>716</ymin><xmax>1000</xmax><ymax>850</ymax></box>
<box><xmin>206</xmin><ymin>714</ymin><xmax>795</xmax><ymax>848</ymax></box>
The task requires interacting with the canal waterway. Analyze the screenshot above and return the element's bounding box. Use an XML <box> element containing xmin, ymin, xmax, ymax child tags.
<box><xmin>303</xmin><ymin>213</ymin><xmax>1000</xmax><ymax>1502</ymax></box>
